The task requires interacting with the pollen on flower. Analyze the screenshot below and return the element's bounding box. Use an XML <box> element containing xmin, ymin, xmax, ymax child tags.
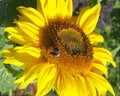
<box><xmin>41</xmin><ymin>21</ymin><xmax>93</xmax><ymax>75</ymax></box>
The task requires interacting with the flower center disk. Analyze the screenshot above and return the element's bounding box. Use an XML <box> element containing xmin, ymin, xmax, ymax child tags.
<box><xmin>58</xmin><ymin>28</ymin><xmax>86</xmax><ymax>55</ymax></box>
<box><xmin>42</xmin><ymin>21</ymin><xmax>93</xmax><ymax>74</ymax></box>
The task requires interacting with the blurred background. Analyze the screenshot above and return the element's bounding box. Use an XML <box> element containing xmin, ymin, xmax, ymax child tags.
<box><xmin>0</xmin><ymin>0</ymin><xmax>120</xmax><ymax>96</ymax></box>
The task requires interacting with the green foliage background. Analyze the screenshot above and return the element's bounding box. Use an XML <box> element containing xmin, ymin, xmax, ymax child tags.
<box><xmin>0</xmin><ymin>0</ymin><xmax>120</xmax><ymax>96</ymax></box>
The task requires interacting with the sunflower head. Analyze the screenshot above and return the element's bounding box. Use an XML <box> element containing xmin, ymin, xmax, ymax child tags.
<box><xmin>1</xmin><ymin>0</ymin><xmax>116</xmax><ymax>96</ymax></box>
<box><xmin>41</xmin><ymin>21</ymin><xmax>93</xmax><ymax>75</ymax></box>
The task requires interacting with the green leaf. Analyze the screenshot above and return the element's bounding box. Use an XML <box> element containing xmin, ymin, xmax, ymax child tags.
<box><xmin>0</xmin><ymin>27</ymin><xmax>15</xmax><ymax>51</ymax></box>
<box><xmin>0</xmin><ymin>34</ymin><xmax>14</xmax><ymax>51</ymax></box>
<box><xmin>114</xmin><ymin>0</ymin><xmax>120</xmax><ymax>8</ymax></box>
<box><xmin>111</xmin><ymin>46</ymin><xmax>120</xmax><ymax>58</ymax></box>
<box><xmin>0</xmin><ymin>58</ymin><xmax>18</xmax><ymax>95</ymax></box>
<box><xmin>0</xmin><ymin>34</ymin><xmax>6</xmax><ymax>50</ymax></box>
<box><xmin>0</xmin><ymin>27</ymin><xmax>4</xmax><ymax>35</ymax></box>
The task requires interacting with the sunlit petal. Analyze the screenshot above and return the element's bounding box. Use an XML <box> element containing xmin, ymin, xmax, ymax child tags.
<box><xmin>76</xmin><ymin>3</ymin><xmax>101</xmax><ymax>34</ymax></box>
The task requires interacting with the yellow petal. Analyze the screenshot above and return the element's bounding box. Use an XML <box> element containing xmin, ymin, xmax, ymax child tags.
<box><xmin>17</xmin><ymin>6</ymin><xmax>45</xmax><ymax>27</ymax></box>
<box><xmin>89</xmin><ymin>72</ymin><xmax>115</xmax><ymax>96</ymax></box>
<box><xmin>6</xmin><ymin>25</ymin><xmax>40</xmax><ymax>47</ymax></box>
<box><xmin>15</xmin><ymin>63</ymin><xmax>51</xmax><ymax>89</ymax></box>
<box><xmin>16</xmin><ymin>22</ymin><xmax>39</xmax><ymax>42</ymax></box>
<box><xmin>89</xmin><ymin>32</ymin><xmax>104</xmax><ymax>45</ymax></box>
<box><xmin>44</xmin><ymin>0</ymin><xmax>57</xmax><ymax>19</ymax></box>
<box><xmin>75</xmin><ymin>75</ymin><xmax>87</xmax><ymax>96</ymax></box>
<box><xmin>16</xmin><ymin>66</ymin><xmax>37</xmax><ymax>88</ymax></box>
<box><xmin>6</xmin><ymin>27</ymin><xmax>27</xmax><ymax>45</ymax></box>
<box><xmin>36</xmin><ymin>64</ymin><xmax>57</xmax><ymax>96</ymax></box>
<box><xmin>55</xmin><ymin>71</ymin><xmax>79</xmax><ymax>96</ymax></box>
<box><xmin>17</xmin><ymin>15</ymin><xmax>31</xmax><ymax>22</ymax></box>
<box><xmin>1</xmin><ymin>49</ymin><xmax>24</xmax><ymax>66</ymax></box>
<box><xmin>1</xmin><ymin>45</ymin><xmax>40</xmax><ymax>66</ymax></box>
<box><xmin>92</xmin><ymin>62</ymin><xmax>108</xmax><ymax>76</ymax></box>
<box><xmin>57</xmin><ymin>0</ymin><xmax>69</xmax><ymax>18</ymax></box>
<box><xmin>76</xmin><ymin>3</ymin><xmax>101</xmax><ymax>34</ymax></box>
<box><xmin>14</xmin><ymin>76</ymin><xmax>25</xmax><ymax>83</ymax></box>
<box><xmin>37</xmin><ymin>0</ymin><xmax>48</xmax><ymax>23</ymax></box>
<box><xmin>93</xmin><ymin>48</ymin><xmax>116</xmax><ymax>67</ymax></box>
<box><xmin>85</xmin><ymin>76</ymin><xmax>96</xmax><ymax>96</ymax></box>
<box><xmin>17</xmin><ymin>44</ymin><xmax>40</xmax><ymax>58</ymax></box>
<box><xmin>94</xmin><ymin>47</ymin><xmax>112</xmax><ymax>56</ymax></box>
<box><xmin>66</xmin><ymin>0</ymin><xmax>73</xmax><ymax>17</ymax></box>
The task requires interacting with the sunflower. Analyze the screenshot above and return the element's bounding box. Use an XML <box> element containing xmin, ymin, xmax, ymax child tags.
<box><xmin>1</xmin><ymin>0</ymin><xmax>116</xmax><ymax>96</ymax></box>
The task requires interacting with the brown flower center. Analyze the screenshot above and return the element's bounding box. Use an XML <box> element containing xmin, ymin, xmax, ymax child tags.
<box><xmin>41</xmin><ymin>21</ymin><xmax>93</xmax><ymax>75</ymax></box>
